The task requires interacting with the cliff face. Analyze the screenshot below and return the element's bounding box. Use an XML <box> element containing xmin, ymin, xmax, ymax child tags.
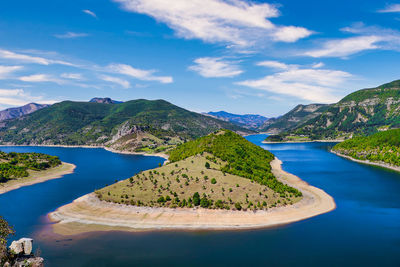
<box><xmin>260</xmin><ymin>104</ymin><xmax>328</xmax><ymax>134</ymax></box>
<box><xmin>0</xmin><ymin>103</ymin><xmax>49</xmax><ymax>122</ymax></box>
<box><xmin>282</xmin><ymin>80</ymin><xmax>400</xmax><ymax>140</ymax></box>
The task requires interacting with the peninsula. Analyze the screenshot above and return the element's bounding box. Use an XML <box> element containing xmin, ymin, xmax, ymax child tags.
<box><xmin>0</xmin><ymin>151</ymin><xmax>75</xmax><ymax>194</ymax></box>
<box><xmin>49</xmin><ymin>130</ymin><xmax>335</xmax><ymax>235</ymax></box>
<box><xmin>332</xmin><ymin>129</ymin><xmax>400</xmax><ymax>172</ymax></box>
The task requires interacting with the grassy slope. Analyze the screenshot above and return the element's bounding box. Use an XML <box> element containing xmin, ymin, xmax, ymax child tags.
<box><xmin>333</xmin><ymin>129</ymin><xmax>400</xmax><ymax>166</ymax></box>
<box><xmin>96</xmin><ymin>130</ymin><xmax>302</xmax><ymax>211</ymax></box>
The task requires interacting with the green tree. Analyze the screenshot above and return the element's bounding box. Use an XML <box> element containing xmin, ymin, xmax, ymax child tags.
<box><xmin>211</xmin><ymin>178</ymin><xmax>217</xmax><ymax>184</ymax></box>
<box><xmin>205</xmin><ymin>162</ymin><xmax>210</xmax><ymax>169</ymax></box>
<box><xmin>235</xmin><ymin>202</ymin><xmax>242</xmax><ymax>211</ymax></box>
<box><xmin>193</xmin><ymin>192</ymin><xmax>200</xmax><ymax>206</ymax></box>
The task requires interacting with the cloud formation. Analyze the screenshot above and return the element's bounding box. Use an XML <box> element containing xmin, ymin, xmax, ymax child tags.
<box><xmin>83</xmin><ymin>9</ymin><xmax>97</xmax><ymax>18</ymax></box>
<box><xmin>0</xmin><ymin>65</ymin><xmax>23</xmax><ymax>79</ymax></box>
<box><xmin>189</xmin><ymin>57</ymin><xmax>243</xmax><ymax>78</ymax></box>
<box><xmin>54</xmin><ymin>32</ymin><xmax>89</xmax><ymax>39</ymax></box>
<box><xmin>378</xmin><ymin>4</ymin><xmax>400</xmax><ymax>13</ymax></box>
<box><xmin>100</xmin><ymin>75</ymin><xmax>131</xmax><ymax>88</ymax></box>
<box><xmin>107</xmin><ymin>63</ymin><xmax>173</xmax><ymax>83</ymax></box>
<box><xmin>113</xmin><ymin>0</ymin><xmax>312</xmax><ymax>47</ymax></box>
<box><xmin>0</xmin><ymin>49</ymin><xmax>74</xmax><ymax>66</ymax></box>
<box><xmin>0</xmin><ymin>88</ymin><xmax>56</xmax><ymax>106</ymax></box>
<box><xmin>237</xmin><ymin>61</ymin><xmax>351</xmax><ymax>103</ymax></box>
<box><xmin>18</xmin><ymin>74</ymin><xmax>63</xmax><ymax>84</ymax></box>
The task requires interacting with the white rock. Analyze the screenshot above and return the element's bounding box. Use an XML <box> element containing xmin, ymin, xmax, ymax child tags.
<box><xmin>20</xmin><ymin>238</ymin><xmax>33</xmax><ymax>255</ymax></box>
<box><xmin>9</xmin><ymin>240</ymin><xmax>23</xmax><ymax>254</ymax></box>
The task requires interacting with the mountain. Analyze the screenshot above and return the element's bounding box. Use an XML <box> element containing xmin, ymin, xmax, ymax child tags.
<box><xmin>206</xmin><ymin>111</ymin><xmax>269</xmax><ymax>130</ymax></box>
<box><xmin>89</xmin><ymin>97</ymin><xmax>123</xmax><ymax>104</ymax></box>
<box><xmin>0</xmin><ymin>99</ymin><xmax>252</xmax><ymax>154</ymax></box>
<box><xmin>269</xmin><ymin>80</ymin><xmax>400</xmax><ymax>141</ymax></box>
<box><xmin>332</xmin><ymin>128</ymin><xmax>400</xmax><ymax>167</ymax></box>
<box><xmin>260</xmin><ymin>104</ymin><xmax>329</xmax><ymax>134</ymax></box>
<box><xmin>0</xmin><ymin>103</ymin><xmax>49</xmax><ymax>122</ymax></box>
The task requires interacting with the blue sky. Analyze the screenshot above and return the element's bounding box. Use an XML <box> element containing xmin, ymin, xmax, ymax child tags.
<box><xmin>1</xmin><ymin>0</ymin><xmax>400</xmax><ymax>116</ymax></box>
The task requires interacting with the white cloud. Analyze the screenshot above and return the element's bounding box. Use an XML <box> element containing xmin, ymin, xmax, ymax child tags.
<box><xmin>236</xmin><ymin>61</ymin><xmax>352</xmax><ymax>103</ymax></box>
<box><xmin>61</xmin><ymin>73</ymin><xmax>83</xmax><ymax>80</ymax></box>
<box><xmin>113</xmin><ymin>0</ymin><xmax>312</xmax><ymax>46</ymax></box>
<box><xmin>272</xmin><ymin>26</ymin><xmax>313</xmax><ymax>43</ymax></box>
<box><xmin>0</xmin><ymin>48</ymin><xmax>74</xmax><ymax>66</ymax></box>
<box><xmin>19</xmin><ymin>74</ymin><xmax>63</xmax><ymax>84</ymax></box>
<box><xmin>100</xmin><ymin>75</ymin><xmax>131</xmax><ymax>88</ymax></box>
<box><xmin>107</xmin><ymin>63</ymin><xmax>173</xmax><ymax>83</ymax></box>
<box><xmin>304</xmin><ymin>35</ymin><xmax>382</xmax><ymax>58</ymax></box>
<box><xmin>0</xmin><ymin>88</ymin><xmax>56</xmax><ymax>107</ymax></box>
<box><xmin>189</xmin><ymin>57</ymin><xmax>243</xmax><ymax>78</ymax></box>
<box><xmin>54</xmin><ymin>32</ymin><xmax>89</xmax><ymax>39</ymax></box>
<box><xmin>312</xmin><ymin>62</ymin><xmax>325</xmax><ymax>68</ymax></box>
<box><xmin>257</xmin><ymin>60</ymin><xmax>292</xmax><ymax>70</ymax></box>
<box><xmin>83</xmin><ymin>9</ymin><xmax>97</xmax><ymax>18</ymax></box>
<box><xmin>0</xmin><ymin>65</ymin><xmax>23</xmax><ymax>79</ymax></box>
<box><xmin>378</xmin><ymin>4</ymin><xmax>400</xmax><ymax>13</ymax></box>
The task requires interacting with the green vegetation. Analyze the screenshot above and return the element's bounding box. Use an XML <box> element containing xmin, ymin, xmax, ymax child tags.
<box><xmin>0</xmin><ymin>216</ymin><xmax>14</xmax><ymax>264</ymax></box>
<box><xmin>170</xmin><ymin>130</ymin><xmax>301</xmax><ymax>196</ymax></box>
<box><xmin>96</xmin><ymin>130</ymin><xmax>302</xmax><ymax>211</ymax></box>
<box><xmin>265</xmin><ymin>80</ymin><xmax>400</xmax><ymax>142</ymax></box>
<box><xmin>0</xmin><ymin>151</ymin><xmax>61</xmax><ymax>183</ymax></box>
<box><xmin>333</xmin><ymin>129</ymin><xmax>400</xmax><ymax>167</ymax></box>
<box><xmin>0</xmin><ymin>99</ymin><xmax>251</xmax><ymax>154</ymax></box>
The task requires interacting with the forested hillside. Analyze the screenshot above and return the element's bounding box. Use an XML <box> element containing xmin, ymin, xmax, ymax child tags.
<box><xmin>0</xmin><ymin>99</ymin><xmax>251</xmax><ymax>154</ymax></box>
<box><xmin>266</xmin><ymin>80</ymin><xmax>400</xmax><ymax>141</ymax></box>
<box><xmin>333</xmin><ymin>129</ymin><xmax>400</xmax><ymax>167</ymax></box>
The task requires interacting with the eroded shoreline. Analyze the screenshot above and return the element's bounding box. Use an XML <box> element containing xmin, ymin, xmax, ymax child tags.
<box><xmin>331</xmin><ymin>150</ymin><xmax>400</xmax><ymax>173</ymax></box>
<box><xmin>0</xmin><ymin>162</ymin><xmax>76</xmax><ymax>195</ymax></box>
<box><xmin>48</xmin><ymin>157</ymin><xmax>336</xmax><ymax>235</ymax></box>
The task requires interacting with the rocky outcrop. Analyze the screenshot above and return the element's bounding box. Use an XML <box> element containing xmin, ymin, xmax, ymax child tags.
<box><xmin>3</xmin><ymin>238</ymin><xmax>44</xmax><ymax>267</ymax></box>
<box><xmin>89</xmin><ymin>97</ymin><xmax>123</xmax><ymax>104</ymax></box>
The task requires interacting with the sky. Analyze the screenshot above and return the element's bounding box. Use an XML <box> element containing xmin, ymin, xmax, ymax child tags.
<box><xmin>1</xmin><ymin>0</ymin><xmax>400</xmax><ymax>117</ymax></box>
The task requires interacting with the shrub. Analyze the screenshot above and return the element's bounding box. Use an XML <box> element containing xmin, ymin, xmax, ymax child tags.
<box><xmin>235</xmin><ymin>202</ymin><xmax>242</xmax><ymax>211</ymax></box>
<box><xmin>211</xmin><ymin>178</ymin><xmax>217</xmax><ymax>184</ymax></box>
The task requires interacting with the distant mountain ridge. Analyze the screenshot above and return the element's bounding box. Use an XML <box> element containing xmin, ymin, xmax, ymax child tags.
<box><xmin>206</xmin><ymin>111</ymin><xmax>269</xmax><ymax>130</ymax></box>
<box><xmin>0</xmin><ymin>103</ymin><xmax>49</xmax><ymax>122</ymax></box>
<box><xmin>0</xmin><ymin>99</ymin><xmax>252</xmax><ymax>154</ymax></box>
<box><xmin>269</xmin><ymin>79</ymin><xmax>400</xmax><ymax>141</ymax></box>
<box><xmin>89</xmin><ymin>97</ymin><xmax>123</xmax><ymax>104</ymax></box>
<box><xmin>260</xmin><ymin>104</ymin><xmax>328</xmax><ymax>134</ymax></box>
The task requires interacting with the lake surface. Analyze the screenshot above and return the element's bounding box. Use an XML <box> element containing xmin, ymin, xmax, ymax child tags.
<box><xmin>0</xmin><ymin>135</ymin><xmax>399</xmax><ymax>266</ymax></box>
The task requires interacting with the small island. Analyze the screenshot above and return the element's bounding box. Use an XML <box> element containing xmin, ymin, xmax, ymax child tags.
<box><xmin>332</xmin><ymin>129</ymin><xmax>400</xmax><ymax>172</ymax></box>
<box><xmin>49</xmin><ymin>130</ymin><xmax>335</xmax><ymax>234</ymax></box>
<box><xmin>0</xmin><ymin>151</ymin><xmax>75</xmax><ymax>194</ymax></box>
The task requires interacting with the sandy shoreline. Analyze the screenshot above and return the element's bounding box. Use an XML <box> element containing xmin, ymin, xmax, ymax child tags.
<box><xmin>48</xmin><ymin>157</ymin><xmax>336</xmax><ymax>235</ymax></box>
<box><xmin>0</xmin><ymin>162</ymin><xmax>76</xmax><ymax>195</ymax></box>
<box><xmin>331</xmin><ymin>150</ymin><xmax>400</xmax><ymax>173</ymax></box>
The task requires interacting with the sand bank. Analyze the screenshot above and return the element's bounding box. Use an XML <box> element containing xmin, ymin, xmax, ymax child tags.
<box><xmin>332</xmin><ymin>150</ymin><xmax>400</xmax><ymax>173</ymax></box>
<box><xmin>0</xmin><ymin>162</ymin><xmax>76</xmax><ymax>195</ymax></box>
<box><xmin>48</xmin><ymin>157</ymin><xmax>335</xmax><ymax>235</ymax></box>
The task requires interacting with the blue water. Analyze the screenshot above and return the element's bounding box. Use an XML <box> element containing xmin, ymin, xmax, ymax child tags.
<box><xmin>0</xmin><ymin>135</ymin><xmax>399</xmax><ymax>266</ymax></box>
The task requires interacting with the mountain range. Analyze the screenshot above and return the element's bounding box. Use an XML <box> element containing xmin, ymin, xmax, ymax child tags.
<box><xmin>0</xmin><ymin>99</ymin><xmax>252</xmax><ymax>154</ymax></box>
<box><xmin>205</xmin><ymin>111</ymin><xmax>269</xmax><ymax>130</ymax></box>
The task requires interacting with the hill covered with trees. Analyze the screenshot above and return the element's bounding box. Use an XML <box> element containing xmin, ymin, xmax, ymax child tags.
<box><xmin>96</xmin><ymin>130</ymin><xmax>302</xmax><ymax>211</ymax></box>
<box><xmin>0</xmin><ymin>151</ymin><xmax>61</xmax><ymax>183</ymax></box>
<box><xmin>0</xmin><ymin>99</ymin><xmax>251</xmax><ymax>154</ymax></box>
<box><xmin>332</xmin><ymin>129</ymin><xmax>400</xmax><ymax>167</ymax></box>
<box><xmin>265</xmin><ymin>80</ymin><xmax>400</xmax><ymax>142</ymax></box>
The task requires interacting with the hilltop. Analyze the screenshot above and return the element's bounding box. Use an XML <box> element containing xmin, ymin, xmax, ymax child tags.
<box><xmin>0</xmin><ymin>99</ymin><xmax>252</xmax><ymax>154</ymax></box>
<box><xmin>266</xmin><ymin>80</ymin><xmax>400</xmax><ymax>141</ymax></box>
<box><xmin>96</xmin><ymin>130</ymin><xmax>302</xmax><ymax>211</ymax></box>
<box><xmin>206</xmin><ymin>111</ymin><xmax>269</xmax><ymax>130</ymax></box>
